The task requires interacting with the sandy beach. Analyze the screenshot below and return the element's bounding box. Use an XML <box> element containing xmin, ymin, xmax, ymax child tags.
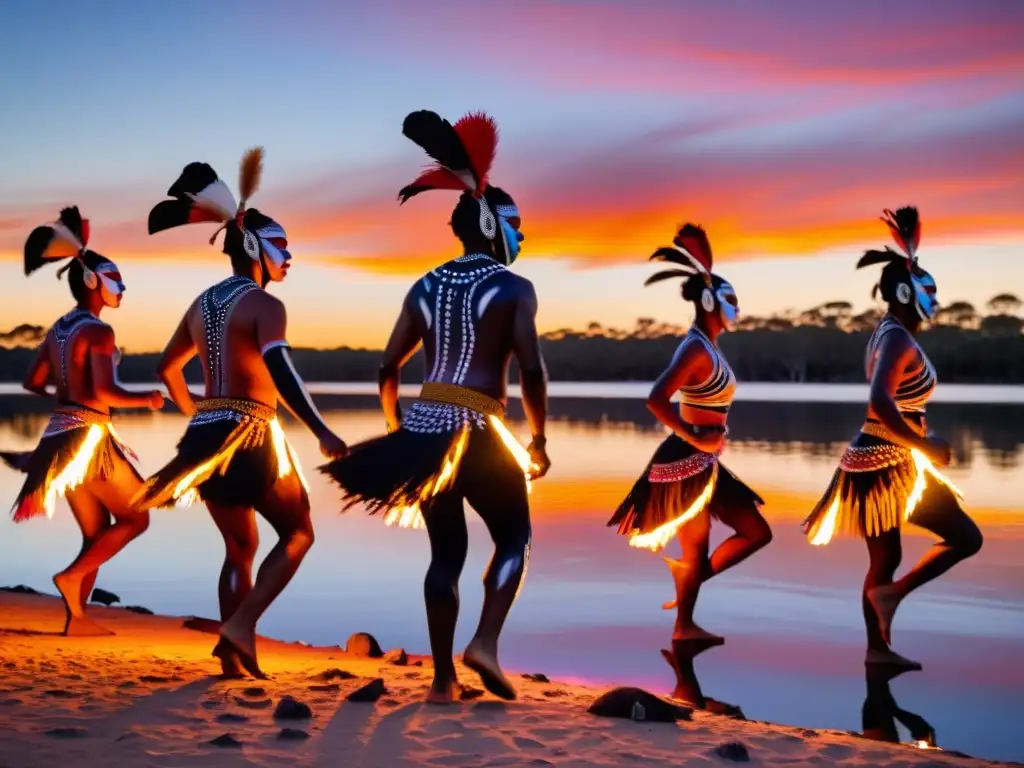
<box><xmin>0</xmin><ymin>589</ymin><xmax>1011</xmax><ymax>768</ymax></box>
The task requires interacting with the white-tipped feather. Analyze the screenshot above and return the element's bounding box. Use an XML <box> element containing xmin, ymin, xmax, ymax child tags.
<box><xmin>49</xmin><ymin>222</ymin><xmax>84</xmax><ymax>254</ymax></box>
<box><xmin>672</xmin><ymin>244</ymin><xmax>709</xmax><ymax>274</ymax></box>
<box><xmin>189</xmin><ymin>179</ymin><xmax>237</xmax><ymax>221</ymax></box>
<box><xmin>453</xmin><ymin>170</ymin><xmax>476</xmax><ymax>190</ymax></box>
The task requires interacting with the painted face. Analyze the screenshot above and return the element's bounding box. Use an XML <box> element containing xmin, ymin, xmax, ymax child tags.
<box><xmin>911</xmin><ymin>268</ymin><xmax>938</xmax><ymax>321</ymax></box>
<box><xmin>95</xmin><ymin>262</ymin><xmax>125</xmax><ymax>308</ymax></box>
<box><xmin>494</xmin><ymin>203</ymin><xmax>524</xmax><ymax>265</ymax></box>
<box><xmin>716</xmin><ymin>280</ymin><xmax>739</xmax><ymax>331</ymax></box>
<box><xmin>255</xmin><ymin>221</ymin><xmax>291</xmax><ymax>282</ymax></box>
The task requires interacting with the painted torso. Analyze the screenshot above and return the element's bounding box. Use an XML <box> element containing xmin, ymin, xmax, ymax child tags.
<box><xmin>865</xmin><ymin>315</ymin><xmax>936</xmax><ymax>414</ymax></box>
<box><xmin>197</xmin><ymin>276</ymin><xmax>261</xmax><ymax>397</ymax></box>
<box><xmin>678</xmin><ymin>326</ymin><xmax>736</xmax><ymax>419</ymax></box>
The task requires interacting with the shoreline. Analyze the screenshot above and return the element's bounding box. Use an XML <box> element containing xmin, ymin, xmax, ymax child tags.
<box><xmin>2</xmin><ymin>381</ymin><xmax>1024</xmax><ymax>404</ymax></box>
<box><xmin>0</xmin><ymin>590</ymin><xmax>1011</xmax><ymax>767</ymax></box>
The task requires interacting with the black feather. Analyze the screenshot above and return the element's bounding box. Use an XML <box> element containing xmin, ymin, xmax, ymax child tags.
<box><xmin>644</xmin><ymin>268</ymin><xmax>694</xmax><ymax>287</ymax></box>
<box><xmin>167</xmin><ymin>162</ymin><xmax>220</xmax><ymax>200</ymax></box>
<box><xmin>397</xmin><ymin>183</ymin><xmax>432</xmax><ymax>205</ymax></box>
<box><xmin>147</xmin><ymin>200</ymin><xmax>192</xmax><ymax>235</ymax></box>
<box><xmin>57</xmin><ymin>206</ymin><xmax>85</xmax><ymax>242</ymax></box>
<box><xmin>402</xmin><ymin>110</ymin><xmax>473</xmax><ymax>178</ymax></box>
<box><xmin>0</xmin><ymin>451</ymin><xmax>31</xmax><ymax>472</ymax></box>
<box><xmin>856</xmin><ymin>247</ymin><xmax>905</xmax><ymax>269</ymax></box>
<box><xmin>23</xmin><ymin>226</ymin><xmax>56</xmax><ymax>275</ymax></box>
<box><xmin>649</xmin><ymin>246</ymin><xmax>695</xmax><ymax>267</ymax></box>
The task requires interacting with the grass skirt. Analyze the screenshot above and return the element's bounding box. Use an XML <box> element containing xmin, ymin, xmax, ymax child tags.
<box><xmin>608</xmin><ymin>434</ymin><xmax>763</xmax><ymax>550</ymax></box>
<box><xmin>1</xmin><ymin>407</ymin><xmax>140</xmax><ymax>522</ymax></box>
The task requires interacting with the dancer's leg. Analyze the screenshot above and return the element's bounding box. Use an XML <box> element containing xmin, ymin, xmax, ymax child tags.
<box><xmin>666</xmin><ymin>511</ymin><xmax>721</xmax><ymax>643</ymax></box>
<box><xmin>207</xmin><ymin>502</ymin><xmax>259</xmax><ymax>677</ymax></box>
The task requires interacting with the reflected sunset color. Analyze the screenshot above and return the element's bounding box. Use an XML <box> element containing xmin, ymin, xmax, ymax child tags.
<box><xmin>1</xmin><ymin>391</ymin><xmax>1021</xmax><ymax>761</ymax></box>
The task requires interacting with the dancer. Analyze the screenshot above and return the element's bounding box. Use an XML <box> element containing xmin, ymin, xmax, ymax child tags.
<box><xmin>321</xmin><ymin>110</ymin><xmax>550</xmax><ymax>703</ymax></box>
<box><xmin>1</xmin><ymin>207</ymin><xmax>163</xmax><ymax>635</ymax></box>
<box><xmin>803</xmin><ymin>207</ymin><xmax>982</xmax><ymax>669</ymax></box>
<box><xmin>132</xmin><ymin>148</ymin><xmax>347</xmax><ymax>678</ymax></box>
<box><xmin>608</xmin><ymin>225</ymin><xmax>771</xmax><ymax>645</ymax></box>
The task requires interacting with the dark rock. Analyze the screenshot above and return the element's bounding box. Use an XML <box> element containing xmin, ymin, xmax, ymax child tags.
<box><xmin>315</xmin><ymin>668</ymin><xmax>355</xmax><ymax>681</ymax></box>
<box><xmin>215</xmin><ymin>713</ymin><xmax>249</xmax><ymax>724</ymax></box>
<box><xmin>308</xmin><ymin>683</ymin><xmax>340</xmax><ymax>693</ymax></box>
<box><xmin>123</xmin><ymin>605</ymin><xmax>153</xmax><ymax>615</ymax></box>
<box><xmin>277</xmin><ymin>728</ymin><xmax>311</xmax><ymax>741</ymax></box>
<box><xmin>713</xmin><ymin>742</ymin><xmax>750</xmax><ymax>762</ymax></box>
<box><xmin>412</xmin><ymin>659</ymin><xmax>423</xmax><ymax>666</ymax></box>
<box><xmin>89</xmin><ymin>587</ymin><xmax>120</xmax><ymax>606</ymax></box>
<box><xmin>587</xmin><ymin>687</ymin><xmax>692</xmax><ymax>723</ymax></box>
<box><xmin>542</xmin><ymin>689</ymin><xmax>568</xmax><ymax>698</ymax></box>
<box><xmin>115</xmin><ymin>732</ymin><xmax>140</xmax><ymax>742</ymax></box>
<box><xmin>522</xmin><ymin>673</ymin><xmax>550</xmax><ymax>683</ymax></box>
<box><xmin>235</xmin><ymin>696</ymin><xmax>272</xmax><ymax>709</ymax></box>
<box><xmin>0</xmin><ymin>584</ymin><xmax>41</xmax><ymax>595</ymax></box>
<box><xmin>346</xmin><ymin>678</ymin><xmax>386</xmax><ymax>702</ymax></box>
<box><xmin>384</xmin><ymin>648</ymin><xmax>408</xmax><ymax>666</ymax></box>
<box><xmin>44</xmin><ymin>689</ymin><xmax>79</xmax><ymax>698</ymax></box>
<box><xmin>45</xmin><ymin>727</ymin><xmax>88</xmax><ymax>738</ymax></box>
<box><xmin>207</xmin><ymin>733</ymin><xmax>242</xmax><ymax>748</ymax></box>
<box><xmin>242</xmin><ymin>686</ymin><xmax>267</xmax><ymax>698</ymax></box>
<box><xmin>274</xmin><ymin>696</ymin><xmax>313</xmax><ymax>720</ymax></box>
<box><xmin>118</xmin><ymin>681</ymin><xmax>137</xmax><ymax>689</ymax></box>
<box><xmin>345</xmin><ymin>632</ymin><xmax>383</xmax><ymax>658</ymax></box>
<box><xmin>139</xmin><ymin>675</ymin><xmax>171</xmax><ymax>683</ymax></box>
<box><xmin>705</xmin><ymin>698</ymin><xmax>745</xmax><ymax>720</ymax></box>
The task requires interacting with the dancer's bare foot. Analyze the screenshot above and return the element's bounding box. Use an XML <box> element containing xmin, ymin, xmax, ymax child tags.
<box><xmin>214</xmin><ymin>622</ymin><xmax>266</xmax><ymax>680</ymax></box>
<box><xmin>216</xmin><ymin>649</ymin><xmax>247</xmax><ymax>680</ymax></box>
<box><xmin>867</xmin><ymin>583</ymin><xmax>902</xmax><ymax>645</ymax></box>
<box><xmin>865</xmin><ymin>647</ymin><xmax>922</xmax><ymax>671</ymax></box>
<box><xmin>425</xmin><ymin>679</ymin><xmax>485</xmax><ymax>705</ymax></box>
<box><xmin>672</xmin><ymin>623</ymin><xmax>724</xmax><ymax>646</ymax></box>
<box><xmin>463</xmin><ymin>640</ymin><xmax>516</xmax><ymax>701</ymax></box>
<box><xmin>64</xmin><ymin>615</ymin><xmax>115</xmax><ymax>637</ymax></box>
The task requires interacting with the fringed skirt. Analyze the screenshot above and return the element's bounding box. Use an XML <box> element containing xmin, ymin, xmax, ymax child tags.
<box><xmin>803</xmin><ymin>427</ymin><xmax>964</xmax><ymax>544</ymax></box>
<box><xmin>320</xmin><ymin>385</ymin><xmax>531</xmax><ymax>529</ymax></box>
<box><xmin>608</xmin><ymin>434</ymin><xmax>763</xmax><ymax>552</ymax></box>
<box><xmin>1</xmin><ymin>406</ymin><xmax>140</xmax><ymax>522</ymax></box>
<box><xmin>131</xmin><ymin>398</ymin><xmax>306</xmax><ymax>510</ymax></box>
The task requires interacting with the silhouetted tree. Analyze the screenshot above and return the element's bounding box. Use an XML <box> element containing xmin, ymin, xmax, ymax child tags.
<box><xmin>987</xmin><ymin>293</ymin><xmax>1022</xmax><ymax>316</ymax></box>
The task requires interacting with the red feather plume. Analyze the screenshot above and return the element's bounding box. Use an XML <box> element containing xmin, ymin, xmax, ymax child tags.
<box><xmin>673</xmin><ymin>224</ymin><xmax>713</xmax><ymax>274</ymax></box>
<box><xmin>453</xmin><ymin>112</ymin><xmax>498</xmax><ymax>195</ymax></box>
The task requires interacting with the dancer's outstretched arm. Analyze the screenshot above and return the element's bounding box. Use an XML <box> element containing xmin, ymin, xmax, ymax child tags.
<box><xmin>379</xmin><ymin>291</ymin><xmax>422</xmax><ymax>434</ymax></box>
<box><xmin>511</xmin><ymin>282</ymin><xmax>550</xmax><ymax>478</ymax></box>
<box><xmin>157</xmin><ymin>310</ymin><xmax>198</xmax><ymax>417</ymax></box>
<box><xmin>89</xmin><ymin>326</ymin><xmax>163</xmax><ymax>410</ymax></box>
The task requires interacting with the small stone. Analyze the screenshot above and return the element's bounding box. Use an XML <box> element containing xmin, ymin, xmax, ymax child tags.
<box><xmin>714</xmin><ymin>742</ymin><xmax>750</xmax><ymax>762</ymax></box>
<box><xmin>346</xmin><ymin>678</ymin><xmax>386</xmax><ymax>703</ymax></box>
<box><xmin>235</xmin><ymin>696</ymin><xmax>272</xmax><ymax>709</ymax></box>
<box><xmin>215</xmin><ymin>713</ymin><xmax>249</xmax><ymax>724</ymax></box>
<box><xmin>522</xmin><ymin>673</ymin><xmax>550</xmax><ymax>683</ymax></box>
<box><xmin>274</xmin><ymin>696</ymin><xmax>313</xmax><ymax>720</ymax></box>
<box><xmin>308</xmin><ymin>683</ymin><xmax>340</xmax><ymax>693</ymax></box>
<box><xmin>384</xmin><ymin>648</ymin><xmax>408</xmax><ymax>666</ymax></box>
<box><xmin>123</xmin><ymin>605</ymin><xmax>153</xmax><ymax>615</ymax></box>
<box><xmin>345</xmin><ymin>632</ymin><xmax>383</xmax><ymax>658</ymax></box>
<box><xmin>139</xmin><ymin>675</ymin><xmax>171</xmax><ymax>683</ymax></box>
<box><xmin>277</xmin><ymin>728</ymin><xmax>311</xmax><ymax>741</ymax></box>
<box><xmin>242</xmin><ymin>686</ymin><xmax>267</xmax><ymax>698</ymax></box>
<box><xmin>207</xmin><ymin>733</ymin><xmax>242</xmax><ymax>748</ymax></box>
<box><xmin>587</xmin><ymin>687</ymin><xmax>691</xmax><ymax>723</ymax></box>
<box><xmin>89</xmin><ymin>587</ymin><xmax>120</xmax><ymax>606</ymax></box>
<box><xmin>46</xmin><ymin>727</ymin><xmax>88</xmax><ymax>738</ymax></box>
<box><xmin>44</xmin><ymin>689</ymin><xmax>78</xmax><ymax>698</ymax></box>
<box><xmin>118</xmin><ymin>681</ymin><xmax>137</xmax><ymax>689</ymax></box>
<box><xmin>315</xmin><ymin>668</ymin><xmax>355</xmax><ymax>681</ymax></box>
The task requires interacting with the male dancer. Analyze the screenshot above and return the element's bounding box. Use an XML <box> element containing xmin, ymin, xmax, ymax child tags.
<box><xmin>133</xmin><ymin>149</ymin><xmax>346</xmax><ymax>677</ymax></box>
<box><xmin>322</xmin><ymin>111</ymin><xmax>550</xmax><ymax>703</ymax></box>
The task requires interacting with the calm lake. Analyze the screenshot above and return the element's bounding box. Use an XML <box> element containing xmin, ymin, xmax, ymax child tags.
<box><xmin>0</xmin><ymin>383</ymin><xmax>1021</xmax><ymax>762</ymax></box>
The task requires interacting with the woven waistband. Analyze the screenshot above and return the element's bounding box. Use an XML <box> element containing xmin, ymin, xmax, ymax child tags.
<box><xmin>53</xmin><ymin>406</ymin><xmax>111</xmax><ymax>425</ymax></box>
<box><xmin>196</xmin><ymin>397</ymin><xmax>276</xmax><ymax>421</ymax></box>
<box><xmin>417</xmin><ymin>383</ymin><xmax>505</xmax><ymax>418</ymax></box>
<box><xmin>860</xmin><ymin>419</ymin><xmax>925</xmax><ymax>443</ymax></box>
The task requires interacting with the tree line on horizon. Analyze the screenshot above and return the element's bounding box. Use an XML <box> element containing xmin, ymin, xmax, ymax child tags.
<box><xmin>0</xmin><ymin>293</ymin><xmax>1021</xmax><ymax>385</ymax></box>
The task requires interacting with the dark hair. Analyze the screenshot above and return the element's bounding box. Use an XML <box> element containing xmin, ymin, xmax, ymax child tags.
<box><xmin>875</xmin><ymin>259</ymin><xmax>929</xmax><ymax>305</ymax></box>
<box><xmin>680</xmin><ymin>272</ymin><xmax>727</xmax><ymax>309</ymax></box>
<box><xmin>222</xmin><ymin>208</ymin><xmax>275</xmax><ymax>275</ymax></box>
<box><xmin>60</xmin><ymin>250</ymin><xmax>112</xmax><ymax>304</ymax></box>
<box><xmin>449</xmin><ymin>186</ymin><xmax>517</xmax><ymax>250</ymax></box>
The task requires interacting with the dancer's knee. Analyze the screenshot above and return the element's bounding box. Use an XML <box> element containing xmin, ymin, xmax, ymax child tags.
<box><xmin>749</xmin><ymin>517</ymin><xmax>773</xmax><ymax>551</ymax></box>
<box><xmin>955</xmin><ymin>522</ymin><xmax>983</xmax><ymax>559</ymax></box>
<box><xmin>285</xmin><ymin>522</ymin><xmax>315</xmax><ymax>558</ymax></box>
<box><xmin>129</xmin><ymin>511</ymin><xmax>150</xmax><ymax>536</ymax></box>
<box><xmin>424</xmin><ymin>563</ymin><xmax>459</xmax><ymax>601</ymax></box>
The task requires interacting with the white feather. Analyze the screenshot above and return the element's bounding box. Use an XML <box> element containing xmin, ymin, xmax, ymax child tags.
<box><xmin>189</xmin><ymin>179</ymin><xmax>237</xmax><ymax>221</ymax></box>
<box><xmin>672</xmin><ymin>244</ymin><xmax>708</xmax><ymax>274</ymax></box>
<box><xmin>49</xmin><ymin>222</ymin><xmax>83</xmax><ymax>252</ymax></box>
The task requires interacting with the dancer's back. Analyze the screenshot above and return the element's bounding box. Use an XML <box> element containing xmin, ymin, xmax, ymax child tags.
<box><xmin>404</xmin><ymin>254</ymin><xmax>537</xmax><ymax>403</ymax></box>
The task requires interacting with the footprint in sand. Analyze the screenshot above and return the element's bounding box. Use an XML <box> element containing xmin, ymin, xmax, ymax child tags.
<box><xmin>513</xmin><ymin>736</ymin><xmax>544</xmax><ymax>750</ymax></box>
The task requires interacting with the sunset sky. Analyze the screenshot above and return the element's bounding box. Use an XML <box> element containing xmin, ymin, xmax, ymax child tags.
<box><xmin>0</xmin><ymin>0</ymin><xmax>1021</xmax><ymax>352</ymax></box>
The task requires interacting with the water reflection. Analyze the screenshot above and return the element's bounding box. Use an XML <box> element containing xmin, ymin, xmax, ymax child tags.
<box><xmin>660</xmin><ymin>638</ymin><xmax>744</xmax><ymax>718</ymax></box>
<box><xmin>0</xmin><ymin>392</ymin><xmax>1021</xmax><ymax>762</ymax></box>
<box><xmin>861</xmin><ymin>666</ymin><xmax>936</xmax><ymax>749</ymax></box>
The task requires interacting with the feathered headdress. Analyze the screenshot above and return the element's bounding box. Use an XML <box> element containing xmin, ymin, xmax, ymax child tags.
<box><xmin>856</xmin><ymin>207</ymin><xmax>921</xmax><ymax>271</ymax></box>
<box><xmin>24</xmin><ymin>206</ymin><xmax>97</xmax><ymax>282</ymax></box>
<box><xmin>645</xmin><ymin>224</ymin><xmax>715</xmax><ymax>288</ymax></box>
<box><xmin>148</xmin><ymin>147</ymin><xmax>265</xmax><ymax>247</ymax></box>
<box><xmin>397</xmin><ymin>110</ymin><xmax>498</xmax><ymax>203</ymax></box>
